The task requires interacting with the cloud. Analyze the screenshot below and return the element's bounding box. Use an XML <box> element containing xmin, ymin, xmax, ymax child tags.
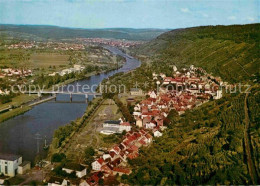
<box><xmin>180</xmin><ymin>8</ymin><xmax>190</xmax><ymax>13</ymax></box>
<box><xmin>227</xmin><ymin>16</ymin><xmax>236</xmax><ymax>20</ymax></box>
<box><xmin>202</xmin><ymin>13</ymin><xmax>209</xmax><ymax>18</ymax></box>
<box><xmin>247</xmin><ymin>17</ymin><xmax>255</xmax><ymax>22</ymax></box>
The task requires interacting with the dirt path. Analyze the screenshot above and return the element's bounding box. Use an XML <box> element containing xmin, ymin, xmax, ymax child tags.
<box><xmin>243</xmin><ymin>88</ymin><xmax>258</xmax><ymax>184</ymax></box>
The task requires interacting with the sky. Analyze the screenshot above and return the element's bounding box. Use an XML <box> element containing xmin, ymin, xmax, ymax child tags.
<box><xmin>0</xmin><ymin>0</ymin><xmax>259</xmax><ymax>29</ymax></box>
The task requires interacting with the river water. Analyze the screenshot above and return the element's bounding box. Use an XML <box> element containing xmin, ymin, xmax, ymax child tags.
<box><xmin>0</xmin><ymin>46</ymin><xmax>140</xmax><ymax>162</ymax></box>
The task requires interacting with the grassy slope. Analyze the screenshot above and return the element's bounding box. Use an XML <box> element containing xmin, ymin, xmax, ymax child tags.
<box><xmin>134</xmin><ymin>24</ymin><xmax>260</xmax><ymax>83</ymax></box>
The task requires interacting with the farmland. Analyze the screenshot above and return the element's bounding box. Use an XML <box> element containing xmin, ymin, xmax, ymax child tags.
<box><xmin>29</xmin><ymin>53</ymin><xmax>69</xmax><ymax>68</ymax></box>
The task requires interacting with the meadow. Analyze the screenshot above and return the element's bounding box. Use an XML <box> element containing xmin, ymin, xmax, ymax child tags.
<box><xmin>29</xmin><ymin>53</ymin><xmax>69</xmax><ymax>68</ymax></box>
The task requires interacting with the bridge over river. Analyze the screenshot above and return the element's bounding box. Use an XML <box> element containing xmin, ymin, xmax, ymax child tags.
<box><xmin>24</xmin><ymin>91</ymin><xmax>102</xmax><ymax>102</ymax></box>
<box><xmin>0</xmin><ymin>46</ymin><xmax>141</xmax><ymax>162</ymax></box>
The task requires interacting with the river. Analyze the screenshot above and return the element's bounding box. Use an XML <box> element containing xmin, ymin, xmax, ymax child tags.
<box><xmin>0</xmin><ymin>46</ymin><xmax>141</xmax><ymax>162</ymax></box>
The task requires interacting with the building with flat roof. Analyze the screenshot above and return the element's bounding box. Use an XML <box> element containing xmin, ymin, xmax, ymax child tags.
<box><xmin>0</xmin><ymin>153</ymin><xmax>22</xmax><ymax>177</ymax></box>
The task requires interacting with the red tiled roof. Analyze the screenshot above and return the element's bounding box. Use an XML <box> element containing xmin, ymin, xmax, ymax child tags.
<box><xmin>113</xmin><ymin>167</ymin><xmax>131</xmax><ymax>174</ymax></box>
<box><xmin>127</xmin><ymin>152</ymin><xmax>139</xmax><ymax>159</ymax></box>
<box><xmin>97</xmin><ymin>158</ymin><xmax>104</xmax><ymax>164</ymax></box>
<box><xmin>138</xmin><ymin>137</ymin><xmax>147</xmax><ymax>145</ymax></box>
<box><xmin>121</xmin><ymin>122</ymin><xmax>130</xmax><ymax>126</ymax></box>
<box><xmin>109</xmin><ymin>151</ymin><xmax>116</xmax><ymax>158</ymax></box>
<box><xmin>112</xmin><ymin>146</ymin><xmax>121</xmax><ymax>153</ymax></box>
<box><xmin>145</xmin><ymin>133</ymin><xmax>152</xmax><ymax>139</ymax></box>
<box><xmin>130</xmin><ymin>145</ymin><xmax>139</xmax><ymax>152</ymax></box>
<box><xmin>133</xmin><ymin>132</ymin><xmax>141</xmax><ymax>139</ymax></box>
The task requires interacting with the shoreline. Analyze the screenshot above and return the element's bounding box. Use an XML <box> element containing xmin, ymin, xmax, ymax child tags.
<box><xmin>0</xmin><ymin>106</ymin><xmax>32</xmax><ymax>123</ymax></box>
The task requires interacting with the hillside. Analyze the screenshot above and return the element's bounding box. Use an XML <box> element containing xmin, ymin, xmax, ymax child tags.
<box><xmin>0</xmin><ymin>24</ymin><xmax>169</xmax><ymax>41</ymax></box>
<box><xmin>134</xmin><ymin>24</ymin><xmax>260</xmax><ymax>83</ymax></box>
<box><xmin>102</xmin><ymin>24</ymin><xmax>260</xmax><ymax>184</ymax></box>
<box><xmin>123</xmin><ymin>86</ymin><xmax>259</xmax><ymax>185</ymax></box>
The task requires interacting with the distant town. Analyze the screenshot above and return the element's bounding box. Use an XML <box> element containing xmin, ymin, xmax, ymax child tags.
<box><xmin>5</xmin><ymin>38</ymin><xmax>144</xmax><ymax>50</ymax></box>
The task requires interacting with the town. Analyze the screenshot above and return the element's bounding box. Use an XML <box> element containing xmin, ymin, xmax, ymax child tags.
<box><xmin>5</xmin><ymin>38</ymin><xmax>143</xmax><ymax>51</ymax></box>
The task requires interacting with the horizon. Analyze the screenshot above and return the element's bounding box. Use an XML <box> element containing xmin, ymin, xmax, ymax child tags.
<box><xmin>0</xmin><ymin>0</ymin><xmax>259</xmax><ymax>29</ymax></box>
<box><xmin>0</xmin><ymin>22</ymin><xmax>258</xmax><ymax>31</ymax></box>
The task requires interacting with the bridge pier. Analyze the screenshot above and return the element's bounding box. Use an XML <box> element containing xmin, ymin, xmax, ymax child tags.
<box><xmin>53</xmin><ymin>93</ymin><xmax>57</xmax><ymax>101</ymax></box>
<box><xmin>37</xmin><ymin>92</ymin><xmax>42</xmax><ymax>100</ymax></box>
<box><xmin>85</xmin><ymin>94</ymin><xmax>88</xmax><ymax>103</ymax></box>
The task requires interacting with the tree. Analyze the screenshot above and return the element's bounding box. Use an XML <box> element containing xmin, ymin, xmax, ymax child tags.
<box><xmin>51</xmin><ymin>153</ymin><xmax>66</xmax><ymax>163</ymax></box>
<box><xmin>98</xmin><ymin>179</ymin><xmax>104</xmax><ymax>185</ymax></box>
<box><xmin>85</xmin><ymin>147</ymin><xmax>95</xmax><ymax>157</ymax></box>
<box><xmin>85</xmin><ymin>147</ymin><xmax>95</xmax><ymax>164</ymax></box>
<box><xmin>166</xmin><ymin>109</ymin><xmax>179</xmax><ymax>125</ymax></box>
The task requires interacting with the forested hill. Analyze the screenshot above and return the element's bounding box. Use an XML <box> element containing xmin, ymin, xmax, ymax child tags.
<box><xmin>0</xmin><ymin>24</ymin><xmax>169</xmax><ymax>41</ymax></box>
<box><xmin>134</xmin><ymin>23</ymin><xmax>260</xmax><ymax>83</ymax></box>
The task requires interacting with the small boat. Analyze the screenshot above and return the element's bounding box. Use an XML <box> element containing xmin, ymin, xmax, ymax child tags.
<box><xmin>43</xmin><ymin>136</ymin><xmax>49</xmax><ymax>150</ymax></box>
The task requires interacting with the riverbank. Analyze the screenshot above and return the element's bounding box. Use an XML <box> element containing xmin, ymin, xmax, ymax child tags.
<box><xmin>0</xmin><ymin>65</ymin><xmax>122</xmax><ymax>124</ymax></box>
<box><xmin>47</xmin><ymin>97</ymin><xmax>104</xmax><ymax>159</ymax></box>
<box><xmin>0</xmin><ymin>106</ymin><xmax>32</xmax><ymax>123</ymax></box>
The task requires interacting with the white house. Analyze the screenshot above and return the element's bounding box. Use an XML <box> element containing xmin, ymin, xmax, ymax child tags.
<box><xmin>173</xmin><ymin>65</ymin><xmax>178</xmax><ymax>72</ymax></box>
<box><xmin>48</xmin><ymin>177</ymin><xmax>68</xmax><ymax>186</ymax></box>
<box><xmin>119</xmin><ymin>122</ymin><xmax>132</xmax><ymax>132</ymax></box>
<box><xmin>149</xmin><ymin>91</ymin><xmax>157</xmax><ymax>99</ymax></box>
<box><xmin>153</xmin><ymin>130</ymin><xmax>163</xmax><ymax>137</ymax></box>
<box><xmin>160</xmin><ymin>73</ymin><xmax>166</xmax><ymax>78</ymax></box>
<box><xmin>101</xmin><ymin>120</ymin><xmax>131</xmax><ymax>134</ymax></box>
<box><xmin>0</xmin><ymin>153</ymin><xmax>22</xmax><ymax>177</ymax></box>
<box><xmin>136</xmin><ymin>118</ymin><xmax>143</xmax><ymax>128</ymax></box>
<box><xmin>103</xmin><ymin>154</ymin><xmax>111</xmax><ymax>160</ymax></box>
<box><xmin>62</xmin><ymin>163</ymin><xmax>87</xmax><ymax>178</ymax></box>
<box><xmin>145</xmin><ymin>122</ymin><xmax>156</xmax><ymax>129</ymax></box>
<box><xmin>91</xmin><ymin>158</ymin><xmax>104</xmax><ymax>171</ymax></box>
<box><xmin>133</xmin><ymin>112</ymin><xmax>141</xmax><ymax>117</ymax></box>
<box><xmin>103</xmin><ymin>120</ymin><xmax>121</xmax><ymax>128</ymax></box>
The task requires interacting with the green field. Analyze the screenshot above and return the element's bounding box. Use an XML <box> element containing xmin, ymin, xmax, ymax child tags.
<box><xmin>29</xmin><ymin>53</ymin><xmax>69</xmax><ymax>68</ymax></box>
<box><xmin>0</xmin><ymin>94</ymin><xmax>38</xmax><ymax>111</ymax></box>
<box><xmin>0</xmin><ymin>49</ymin><xmax>31</xmax><ymax>68</ymax></box>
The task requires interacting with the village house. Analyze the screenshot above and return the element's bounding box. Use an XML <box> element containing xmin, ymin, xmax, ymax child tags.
<box><xmin>153</xmin><ymin>130</ymin><xmax>163</xmax><ymax>137</ymax></box>
<box><xmin>17</xmin><ymin>161</ymin><xmax>31</xmax><ymax>175</ymax></box>
<box><xmin>112</xmin><ymin>167</ymin><xmax>131</xmax><ymax>176</ymax></box>
<box><xmin>91</xmin><ymin>158</ymin><xmax>104</xmax><ymax>171</ymax></box>
<box><xmin>48</xmin><ymin>176</ymin><xmax>69</xmax><ymax>186</ymax></box>
<box><xmin>62</xmin><ymin>163</ymin><xmax>87</xmax><ymax>178</ymax></box>
<box><xmin>100</xmin><ymin>120</ymin><xmax>132</xmax><ymax>135</ymax></box>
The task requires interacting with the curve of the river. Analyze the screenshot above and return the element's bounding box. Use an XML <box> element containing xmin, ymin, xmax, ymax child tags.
<box><xmin>0</xmin><ymin>46</ymin><xmax>140</xmax><ymax>162</ymax></box>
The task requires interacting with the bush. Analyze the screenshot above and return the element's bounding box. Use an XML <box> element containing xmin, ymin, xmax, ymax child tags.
<box><xmin>51</xmin><ymin>153</ymin><xmax>66</xmax><ymax>163</ymax></box>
